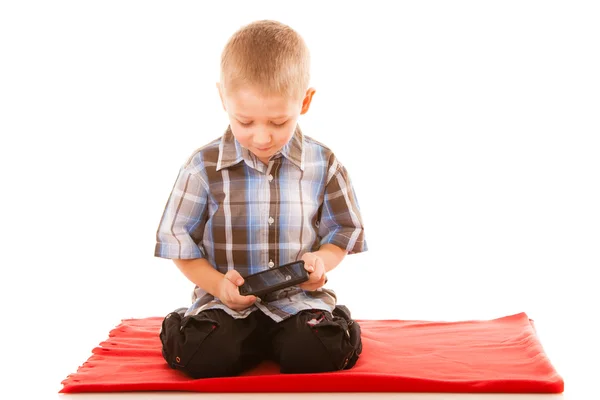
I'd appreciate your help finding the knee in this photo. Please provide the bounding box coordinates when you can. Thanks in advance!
[183,335,242,379]
[160,312,240,379]
[278,314,349,374]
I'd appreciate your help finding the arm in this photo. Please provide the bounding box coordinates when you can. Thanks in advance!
[300,160,366,291]
[154,165,256,311]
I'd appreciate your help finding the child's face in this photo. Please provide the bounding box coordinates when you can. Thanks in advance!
[217,84,315,165]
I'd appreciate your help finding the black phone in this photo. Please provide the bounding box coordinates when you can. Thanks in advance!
[238,260,309,297]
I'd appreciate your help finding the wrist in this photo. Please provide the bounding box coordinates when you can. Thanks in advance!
[313,244,347,273]
[212,276,226,300]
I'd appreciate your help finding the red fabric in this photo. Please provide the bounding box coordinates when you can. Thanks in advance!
[60,312,563,393]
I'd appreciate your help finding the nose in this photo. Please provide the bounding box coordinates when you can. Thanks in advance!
[253,130,272,146]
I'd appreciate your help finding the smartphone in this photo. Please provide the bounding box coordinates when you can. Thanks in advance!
[238,260,309,297]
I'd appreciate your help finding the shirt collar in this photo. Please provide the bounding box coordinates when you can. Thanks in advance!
[216,125,305,172]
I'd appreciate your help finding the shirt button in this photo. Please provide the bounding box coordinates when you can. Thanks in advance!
[268,260,275,268]
[268,216,274,224]
[268,174,273,182]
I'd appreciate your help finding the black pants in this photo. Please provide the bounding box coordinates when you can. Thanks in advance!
[159,305,362,378]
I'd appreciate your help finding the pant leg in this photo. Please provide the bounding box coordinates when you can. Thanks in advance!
[160,307,270,379]
[270,307,362,374]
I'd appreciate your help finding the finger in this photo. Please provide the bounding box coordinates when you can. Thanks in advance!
[300,282,320,291]
[316,257,325,272]
[307,272,321,285]
[234,292,257,304]
[314,258,325,280]
[307,267,323,283]
[230,285,256,302]
[312,274,326,286]
[244,295,257,304]
[303,260,315,273]
[224,269,244,286]
[300,274,326,291]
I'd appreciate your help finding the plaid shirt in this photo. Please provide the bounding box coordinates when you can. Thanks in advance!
[155,125,367,322]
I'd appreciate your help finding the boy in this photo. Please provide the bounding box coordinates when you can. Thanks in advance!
[155,20,367,378]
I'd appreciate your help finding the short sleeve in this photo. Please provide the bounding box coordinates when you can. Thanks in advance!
[154,165,209,259]
[318,162,367,254]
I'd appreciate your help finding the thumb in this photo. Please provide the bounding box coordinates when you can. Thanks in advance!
[314,258,325,279]
[242,293,257,303]
[303,259,315,273]
[224,269,244,287]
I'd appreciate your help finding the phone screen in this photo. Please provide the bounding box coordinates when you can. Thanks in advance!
[241,261,307,295]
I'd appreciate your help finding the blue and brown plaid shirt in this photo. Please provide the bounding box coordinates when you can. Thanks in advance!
[155,125,367,322]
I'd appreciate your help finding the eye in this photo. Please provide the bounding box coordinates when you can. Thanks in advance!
[238,120,287,127]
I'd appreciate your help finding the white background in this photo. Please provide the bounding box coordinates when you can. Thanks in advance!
[1,1,598,399]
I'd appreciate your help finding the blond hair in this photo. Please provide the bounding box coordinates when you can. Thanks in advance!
[219,20,310,100]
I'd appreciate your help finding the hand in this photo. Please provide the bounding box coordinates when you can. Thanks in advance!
[216,270,257,311]
[299,252,327,291]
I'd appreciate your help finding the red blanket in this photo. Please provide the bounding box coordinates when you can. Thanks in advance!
[60,312,563,393]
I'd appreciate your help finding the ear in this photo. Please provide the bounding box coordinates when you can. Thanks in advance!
[216,82,227,111]
[300,87,316,115]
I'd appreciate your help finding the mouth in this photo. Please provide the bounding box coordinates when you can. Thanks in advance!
[255,146,272,152]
